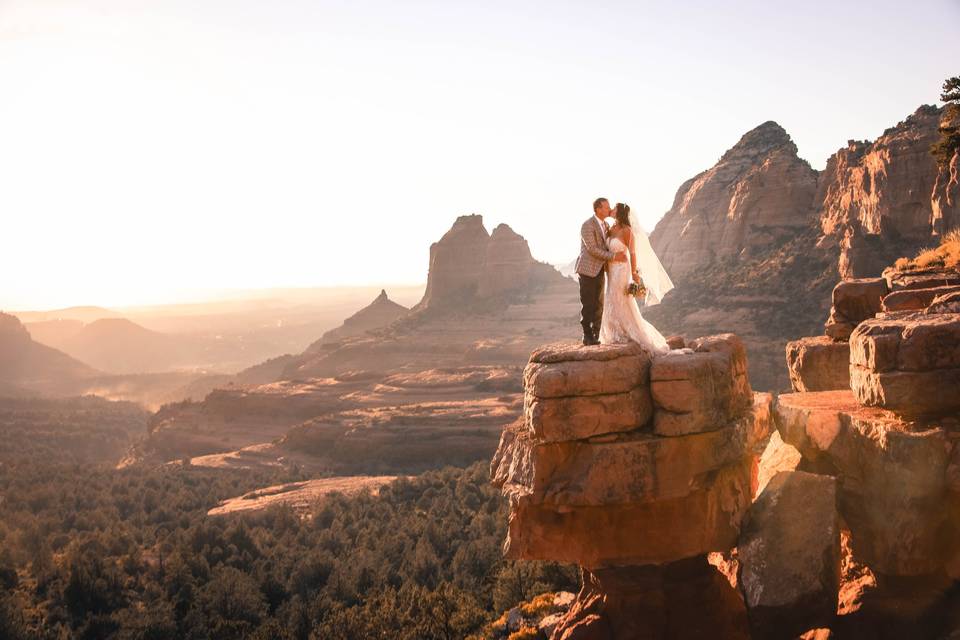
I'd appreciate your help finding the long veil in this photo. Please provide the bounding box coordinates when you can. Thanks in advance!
[628,211,674,306]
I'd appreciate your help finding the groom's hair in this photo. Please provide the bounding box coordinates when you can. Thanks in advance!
[592,197,608,213]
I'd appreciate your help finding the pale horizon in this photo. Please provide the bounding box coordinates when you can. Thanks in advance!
[2,0,958,310]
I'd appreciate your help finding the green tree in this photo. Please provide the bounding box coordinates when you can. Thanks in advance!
[0,595,29,640]
[932,75,960,166]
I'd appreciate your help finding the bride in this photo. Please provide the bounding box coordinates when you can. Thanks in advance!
[598,202,673,352]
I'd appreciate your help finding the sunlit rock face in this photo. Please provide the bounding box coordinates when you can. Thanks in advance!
[738,470,841,639]
[932,107,960,230]
[650,121,819,279]
[767,260,960,633]
[785,336,850,392]
[774,390,958,578]
[491,335,770,638]
[849,312,960,416]
[642,106,956,394]
[818,105,959,278]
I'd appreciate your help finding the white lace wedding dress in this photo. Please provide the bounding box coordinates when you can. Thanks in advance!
[598,236,670,353]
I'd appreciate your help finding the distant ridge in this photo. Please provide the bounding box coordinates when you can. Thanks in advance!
[0,312,101,394]
[13,305,122,324]
[53,318,182,374]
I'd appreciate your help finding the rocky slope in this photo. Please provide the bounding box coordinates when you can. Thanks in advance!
[45,317,185,374]
[819,105,960,278]
[133,216,578,471]
[492,309,960,637]
[0,312,229,409]
[312,289,409,345]
[647,104,959,392]
[0,312,101,394]
[770,264,960,636]
[650,121,819,278]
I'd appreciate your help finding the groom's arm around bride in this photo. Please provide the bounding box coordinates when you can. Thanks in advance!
[575,198,626,346]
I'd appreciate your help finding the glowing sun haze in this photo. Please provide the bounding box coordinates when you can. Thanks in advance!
[1,0,957,310]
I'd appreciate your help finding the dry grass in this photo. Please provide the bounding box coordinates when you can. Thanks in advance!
[507,627,541,640]
[894,228,960,272]
[519,593,561,618]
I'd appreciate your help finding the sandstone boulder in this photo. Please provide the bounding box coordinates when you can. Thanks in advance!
[522,342,654,441]
[497,412,768,509]
[785,336,850,392]
[666,335,685,349]
[524,343,651,398]
[501,461,754,568]
[824,316,856,341]
[824,278,888,339]
[494,392,772,568]
[650,334,752,436]
[884,269,960,293]
[849,313,960,415]
[774,390,957,576]
[756,430,801,495]
[926,290,960,314]
[525,386,652,443]
[881,284,960,312]
[738,471,841,639]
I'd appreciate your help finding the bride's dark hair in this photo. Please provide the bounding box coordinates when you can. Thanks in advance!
[614,202,631,227]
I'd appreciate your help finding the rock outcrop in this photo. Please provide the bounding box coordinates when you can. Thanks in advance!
[645,105,957,392]
[849,312,960,415]
[785,336,850,392]
[416,215,564,310]
[823,277,889,341]
[766,261,960,634]
[737,470,841,638]
[932,106,960,231]
[650,121,819,279]
[819,106,960,278]
[775,390,957,578]
[491,335,771,638]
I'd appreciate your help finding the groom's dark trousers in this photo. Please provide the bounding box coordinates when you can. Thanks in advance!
[579,272,604,341]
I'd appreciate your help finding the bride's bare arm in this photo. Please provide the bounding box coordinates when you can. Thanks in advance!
[627,230,640,283]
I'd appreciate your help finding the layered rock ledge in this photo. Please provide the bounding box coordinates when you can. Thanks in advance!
[774,390,959,578]
[491,335,772,638]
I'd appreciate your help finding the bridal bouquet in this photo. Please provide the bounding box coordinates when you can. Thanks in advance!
[627,280,647,298]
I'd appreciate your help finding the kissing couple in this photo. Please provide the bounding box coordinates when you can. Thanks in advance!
[575,197,674,351]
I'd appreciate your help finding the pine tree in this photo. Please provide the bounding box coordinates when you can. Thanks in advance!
[932,75,960,166]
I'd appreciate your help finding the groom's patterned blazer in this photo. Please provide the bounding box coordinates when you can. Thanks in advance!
[575,216,614,278]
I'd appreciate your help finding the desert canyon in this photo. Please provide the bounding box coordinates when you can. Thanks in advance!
[2,97,959,639]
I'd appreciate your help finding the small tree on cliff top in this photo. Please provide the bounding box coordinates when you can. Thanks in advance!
[932,75,960,166]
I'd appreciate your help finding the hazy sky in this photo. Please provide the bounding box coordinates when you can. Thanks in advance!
[2,0,958,310]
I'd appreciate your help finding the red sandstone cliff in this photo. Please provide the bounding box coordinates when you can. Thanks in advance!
[415,215,565,311]
[650,121,819,278]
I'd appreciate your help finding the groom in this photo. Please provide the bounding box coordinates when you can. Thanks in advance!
[576,197,627,345]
